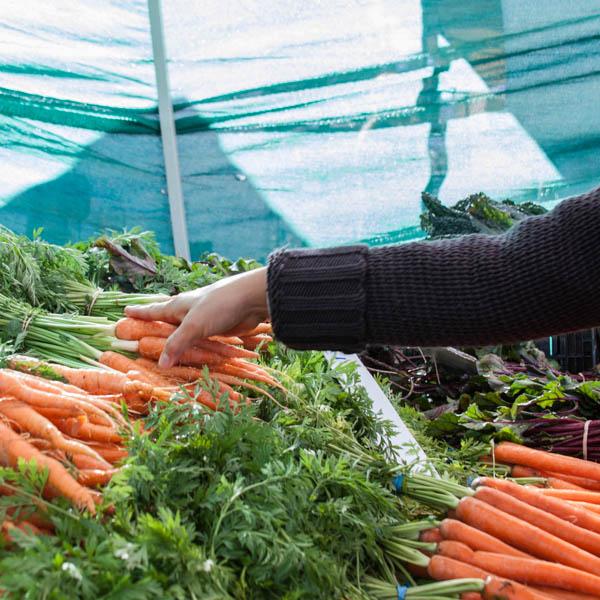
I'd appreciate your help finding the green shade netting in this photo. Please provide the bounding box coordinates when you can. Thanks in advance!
[1,0,599,260]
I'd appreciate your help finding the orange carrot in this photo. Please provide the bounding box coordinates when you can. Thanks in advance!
[471,551,600,597]
[439,519,530,558]
[494,442,600,481]
[229,323,272,337]
[477,477,600,535]
[461,594,483,600]
[537,489,600,503]
[217,362,278,387]
[569,501,600,515]
[134,358,200,382]
[29,363,126,396]
[483,576,551,600]
[125,369,174,388]
[419,527,442,543]
[209,372,274,400]
[187,339,259,361]
[474,485,600,557]
[85,443,128,464]
[115,317,176,340]
[52,417,123,444]
[512,465,600,491]
[427,554,489,582]
[455,496,600,576]
[438,540,475,563]
[0,398,109,465]
[0,371,115,429]
[533,586,600,600]
[0,423,96,512]
[71,454,113,471]
[77,468,119,488]
[240,334,272,351]
[98,351,142,374]
[137,337,225,367]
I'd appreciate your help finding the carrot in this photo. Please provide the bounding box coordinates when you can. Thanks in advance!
[77,468,119,488]
[134,358,200,382]
[126,368,174,388]
[455,496,600,576]
[0,371,115,429]
[438,540,475,563]
[137,337,225,367]
[420,527,442,543]
[85,443,128,464]
[99,351,143,374]
[545,473,600,492]
[494,442,600,481]
[240,334,272,351]
[115,318,176,340]
[216,362,278,387]
[538,489,600,503]
[439,519,529,558]
[71,454,113,471]
[185,339,259,361]
[471,552,600,597]
[30,363,126,396]
[3,370,90,399]
[569,501,600,515]
[483,576,551,600]
[476,477,600,535]
[52,417,123,444]
[512,465,600,491]
[474,485,600,557]
[461,594,483,600]
[209,372,275,400]
[5,507,53,531]
[0,398,110,465]
[0,423,96,512]
[533,586,600,600]
[427,554,489,582]
[229,323,272,337]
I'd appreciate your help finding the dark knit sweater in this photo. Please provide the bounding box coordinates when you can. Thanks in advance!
[267,186,600,352]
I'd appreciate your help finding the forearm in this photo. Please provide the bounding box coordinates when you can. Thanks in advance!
[268,187,600,350]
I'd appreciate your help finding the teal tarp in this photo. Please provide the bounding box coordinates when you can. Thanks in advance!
[1,1,599,259]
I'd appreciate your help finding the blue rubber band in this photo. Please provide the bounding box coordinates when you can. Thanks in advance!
[396,584,409,599]
[393,474,405,493]
[466,475,476,487]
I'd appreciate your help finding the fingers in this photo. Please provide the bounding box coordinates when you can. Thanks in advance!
[125,300,181,325]
[158,309,206,368]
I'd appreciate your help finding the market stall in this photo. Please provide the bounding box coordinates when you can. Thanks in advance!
[1,1,600,598]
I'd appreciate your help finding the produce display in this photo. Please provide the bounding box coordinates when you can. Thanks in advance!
[0,226,598,598]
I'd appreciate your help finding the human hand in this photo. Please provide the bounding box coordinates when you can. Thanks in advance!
[124,267,269,368]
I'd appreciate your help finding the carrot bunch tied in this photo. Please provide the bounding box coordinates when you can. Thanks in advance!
[389,443,600,599]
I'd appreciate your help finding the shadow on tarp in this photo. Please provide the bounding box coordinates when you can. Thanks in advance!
[0,113,301,262]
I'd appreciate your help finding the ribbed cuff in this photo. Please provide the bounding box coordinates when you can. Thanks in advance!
[267,245,368,352]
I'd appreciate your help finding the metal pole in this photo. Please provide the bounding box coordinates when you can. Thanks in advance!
[148,0,191,260]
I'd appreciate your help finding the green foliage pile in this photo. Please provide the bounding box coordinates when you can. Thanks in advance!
[0,349,421,599]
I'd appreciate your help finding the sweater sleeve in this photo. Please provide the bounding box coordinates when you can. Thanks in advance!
[267,186,600,350]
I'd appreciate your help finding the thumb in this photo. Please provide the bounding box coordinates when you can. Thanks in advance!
[158,312,203,368]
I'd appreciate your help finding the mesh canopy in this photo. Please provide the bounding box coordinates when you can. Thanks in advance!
[1,0,599,259]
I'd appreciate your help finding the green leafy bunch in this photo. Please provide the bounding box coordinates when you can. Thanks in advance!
[0,350,410,599]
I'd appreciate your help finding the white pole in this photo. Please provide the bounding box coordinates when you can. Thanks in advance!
[148,0,191,260]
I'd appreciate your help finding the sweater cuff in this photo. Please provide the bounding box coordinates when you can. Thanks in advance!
[267,245,368,352]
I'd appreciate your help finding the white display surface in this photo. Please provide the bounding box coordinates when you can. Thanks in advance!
[327,352,437,476]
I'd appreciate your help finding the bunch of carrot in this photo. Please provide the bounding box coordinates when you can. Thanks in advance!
[0,319,278,530]
[99,317,279,407]
[413,442,600,599]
